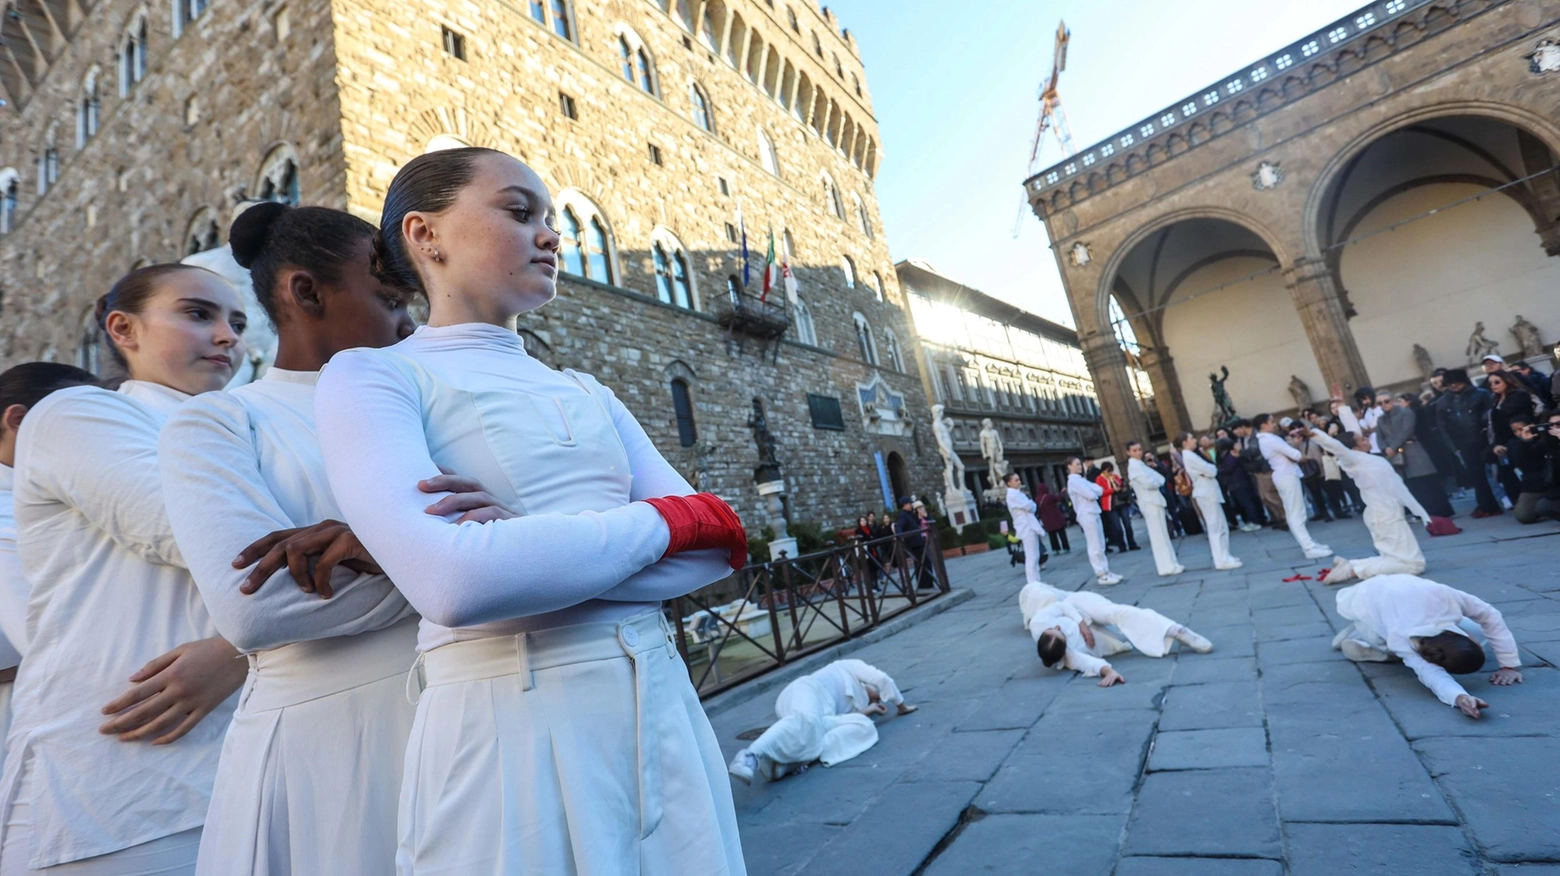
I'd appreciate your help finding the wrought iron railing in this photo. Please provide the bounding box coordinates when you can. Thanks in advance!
[714,285,793,340]
[672,528,950,698]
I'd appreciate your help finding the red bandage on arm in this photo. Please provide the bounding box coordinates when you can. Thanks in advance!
[643,493,749,570]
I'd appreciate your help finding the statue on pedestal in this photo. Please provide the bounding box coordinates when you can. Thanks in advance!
[979,418,1009,492]
[1287,374,1312,413]
[1209,366,1237,428]
[931,404,966,496]
[1412,344,1435,381]
[1510,315,1544,359]
[748,398,782,484]
[1466,322,1500,361]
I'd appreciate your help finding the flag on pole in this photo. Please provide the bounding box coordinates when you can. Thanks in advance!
[761,226,780,302]
[736,204,750,288]
[782,253,798,304]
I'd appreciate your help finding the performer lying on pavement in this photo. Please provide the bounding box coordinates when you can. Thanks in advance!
[1021,582,1213,687]
[727,659,915,785]
[1332,574,1522,719]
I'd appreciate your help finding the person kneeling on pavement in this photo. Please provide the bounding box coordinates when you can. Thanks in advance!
[728,659,916,784]
[1333,574,1522,719]
[1022,582,1213,687]
[1505,411,1560,524]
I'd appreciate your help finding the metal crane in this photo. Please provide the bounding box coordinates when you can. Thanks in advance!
[1013,21,1076,238]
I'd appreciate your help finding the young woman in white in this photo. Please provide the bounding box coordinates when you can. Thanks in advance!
[1066,456,1122,585]
[0,365,100,792]
[1177,432,1243,571]
[158,204,505,875]
[1,267,251,875]
[1004,472,1045,583]
[311,148,749,874]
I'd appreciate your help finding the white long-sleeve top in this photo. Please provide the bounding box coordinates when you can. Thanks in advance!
[0,466,24,668]
[314,323,732,651]
[1180,449,1223,503]
[1006,487,1042,537]
[1336,574,1519,707]
[1126,457,1167,509]
[1307,431,1430,523]
[1028,601,1111,677]
[3,381,235,868]
[1361,406,1382,453]
[1067,473,1103,518]
[1256,431,1302,480]
[159,369,416,653]
[807,659,903,714]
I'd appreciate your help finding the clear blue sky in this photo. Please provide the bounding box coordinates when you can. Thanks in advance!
[825,0,1368,327]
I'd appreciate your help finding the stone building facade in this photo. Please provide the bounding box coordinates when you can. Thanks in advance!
[1026,0,1560,454]
[0,0,939,531]
[896,259,1106,504]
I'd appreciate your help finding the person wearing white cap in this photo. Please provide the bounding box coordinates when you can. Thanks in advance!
[1333,574,1520,719]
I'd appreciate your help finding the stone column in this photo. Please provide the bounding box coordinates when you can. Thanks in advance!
[1136,346,1192,438]
[1080,331,1148,457]
[1517,131,1560,256]
[1286,257,1370,400]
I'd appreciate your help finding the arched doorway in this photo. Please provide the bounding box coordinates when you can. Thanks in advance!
[1314,114,1560,386]
[886,451,909,505]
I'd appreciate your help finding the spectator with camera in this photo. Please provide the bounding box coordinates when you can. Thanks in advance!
[1506,411,1560,524]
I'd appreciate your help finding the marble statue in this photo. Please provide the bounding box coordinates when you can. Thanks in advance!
[1412,344,1435,380]
[1209,366,1237,428]
[1511,315,1543,359]
[1466,322,1500,361]
[979,417,1010,491]
[1287,374,1312,413]
[931,404,966,496]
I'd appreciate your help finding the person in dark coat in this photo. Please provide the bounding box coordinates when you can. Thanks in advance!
[894,496,934,590]
[1380,393,1453,518]
[1036,483,1070,553]
[1216,437,1265,531]
[1487,370,1533,509]
[1435,369,1501,517]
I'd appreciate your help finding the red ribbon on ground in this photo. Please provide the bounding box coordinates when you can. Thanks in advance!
[1282,573,1313,582]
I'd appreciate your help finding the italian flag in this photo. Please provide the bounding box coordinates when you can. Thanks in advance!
[761,227,780,302]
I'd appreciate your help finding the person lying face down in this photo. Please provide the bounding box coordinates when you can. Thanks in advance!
[1023,582,1212,689]
[1333,574,1522,719]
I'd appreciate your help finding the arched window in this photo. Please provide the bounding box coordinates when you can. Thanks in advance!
[550,0,574,40]
[652,231,694,310]
[673,0,693,30]
[852,72,862,97]
[724,13,745,67]
[77,69,100,148]
[121,14,148,96]
[840,255,856,289]
[833,53,844,80]
[670,377,698,446]
[787,7,798,31]
[822,174,844,219]
[757,128,779,176]
[852,312,877,366]
[699,2,720,50]
[185,208,219,254]
[617,31,657,95]
[37,125,59,195]
[255,144,300,206]
[174,0,209,35]
[529,0,545,23]
[793,295,817,345]
[883,328,903,372]
[853,194,873,239]
[872,271,885,302]
[0,169,19,234]
[811,31,822,57]
[690,83,714,133]
[76,307,103,376]
[782,229,795,262]
[555,192,615,284]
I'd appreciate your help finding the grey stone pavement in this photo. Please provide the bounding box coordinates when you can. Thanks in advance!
[711,503,1560,875]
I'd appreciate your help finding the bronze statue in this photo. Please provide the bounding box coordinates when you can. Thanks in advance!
[748,398,783,483]
[1209,366,1237,427]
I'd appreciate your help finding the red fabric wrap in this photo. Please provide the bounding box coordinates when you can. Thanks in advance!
[644,493,749,570]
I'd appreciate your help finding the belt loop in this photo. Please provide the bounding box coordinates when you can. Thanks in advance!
[404,653,427,705]
[518,633,535,692]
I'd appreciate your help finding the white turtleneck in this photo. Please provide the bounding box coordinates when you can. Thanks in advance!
[0,463,22,668]
[159,368,416,653]
[314,323,732,651]
[4,380,235,868]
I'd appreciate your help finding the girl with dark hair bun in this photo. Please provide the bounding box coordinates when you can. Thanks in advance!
[159,202,475,874]
[0,266,249,873]
[313,147,748,873]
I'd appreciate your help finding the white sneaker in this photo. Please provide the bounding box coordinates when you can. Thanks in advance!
[1098,573,1123,586]
[1162,565,1187,577]
[728,749,758,785]
[1322,557,1356,585]
[1174,627,1214,653]
[1303,545,1332,559]
[1215,559,1244,571]
[1239,523,1262,533]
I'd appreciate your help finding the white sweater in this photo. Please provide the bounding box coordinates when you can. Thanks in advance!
[1257,431,1302,481]
[1180,449,1223,503]
[805,659,904,714]
[159,369,416,653]
[1006,487,1042,537]
[0,466,24,668]
[1067,473,1103,518]
[314,322,732,651]
[3,381,235,868]
[1127,457,1166,509]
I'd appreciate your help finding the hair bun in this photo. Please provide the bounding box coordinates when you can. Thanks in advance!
[228,201,290,269]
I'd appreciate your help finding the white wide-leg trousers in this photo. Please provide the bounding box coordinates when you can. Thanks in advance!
[1275,474,1328,555]
[1140,504,1181,576]
[1079,514,1110,577]
[1193,495,1239,568]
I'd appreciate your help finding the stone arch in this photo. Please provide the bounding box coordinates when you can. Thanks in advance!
[664,358,697,384]
[405,106,503,152]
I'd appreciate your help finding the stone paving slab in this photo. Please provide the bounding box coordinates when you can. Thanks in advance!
[1285,823,1480,876]
[713,512,1560,874]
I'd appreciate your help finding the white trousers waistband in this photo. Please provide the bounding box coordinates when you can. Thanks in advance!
[241,618,419,713]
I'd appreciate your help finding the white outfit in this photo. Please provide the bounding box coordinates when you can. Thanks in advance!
[1,382,235,871]
[1309,431,1429,579]
[0,467,22,794]
[1067,473,1112,580]
[1181,450,1241,569]
[1334,575,1519,707]
[746,660,902,769]
[1006,486,1043,584]
[312,324,743,876]
[1361,406,1382,454]
[1257,431,1331,557]
[1127,458,1182,576]
[159,368,420,876]
[1021,582,1183,678]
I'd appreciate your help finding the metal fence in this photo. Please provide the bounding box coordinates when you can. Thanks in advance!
[671,528,951,698]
